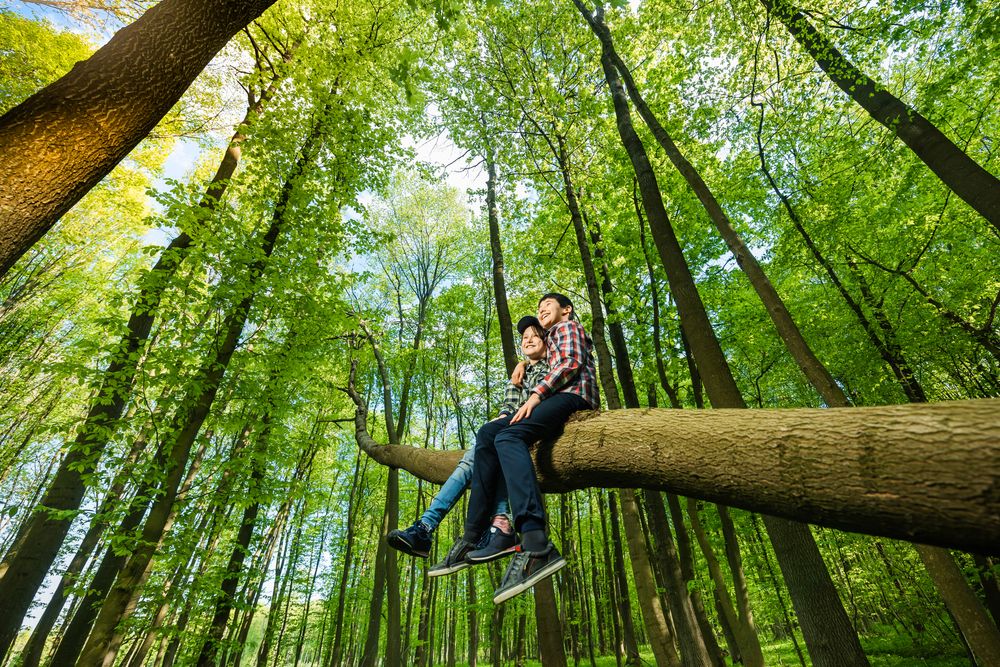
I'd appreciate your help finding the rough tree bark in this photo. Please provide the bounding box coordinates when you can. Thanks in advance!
[0,0,278,276]
[345,397,1000,554]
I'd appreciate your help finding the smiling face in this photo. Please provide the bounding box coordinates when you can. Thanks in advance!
[537,297,572,330]
[521,326,546,361]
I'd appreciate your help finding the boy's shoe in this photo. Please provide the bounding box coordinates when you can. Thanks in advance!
[387,521,432,559]
[493,542,566,604]
[466,526,518,563]
[428,538,476,577]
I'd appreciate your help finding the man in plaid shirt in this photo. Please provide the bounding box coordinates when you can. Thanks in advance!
[437,293,599,604]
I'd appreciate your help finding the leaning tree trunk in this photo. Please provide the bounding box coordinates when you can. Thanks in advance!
[584,196,710,667]
[758,128,1000,658]
[75,86,331,664]
[348,397,999,554]
[760,0,1000,233]
[0,0,278,276]
[0,83,283,658]
[579,6,845,408]
[577,3,869,663]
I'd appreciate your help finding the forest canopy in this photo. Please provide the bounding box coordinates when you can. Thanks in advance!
[0,0,998,665]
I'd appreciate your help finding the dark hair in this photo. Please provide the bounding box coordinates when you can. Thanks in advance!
[538,292,576,320]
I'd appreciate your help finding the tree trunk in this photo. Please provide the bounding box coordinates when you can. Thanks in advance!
[718,507,765,662]
[0,0,278,276]
[0,84,282,657]
[75,86,333,664]
[608,491,641,665]
[580,6,845,408]
[15,436,145,667]
[485,150,518,375]
[687,499,764,666]
[760,0,1000,232]
[534,578,569,667]
[619,490,682,667]
[47,435,169,667]
[360,500,391,667]
[329,452,365,666]
[556,135,620,408]
[762,515,867,664]
[578,5,869,663]
[641,490,714,667]
[665,494,727,667]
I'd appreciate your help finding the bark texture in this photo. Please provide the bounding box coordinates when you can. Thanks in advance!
[349,398,1000,553]
[0,0,276,276]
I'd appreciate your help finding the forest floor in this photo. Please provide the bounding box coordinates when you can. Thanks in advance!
[510,637,972,666]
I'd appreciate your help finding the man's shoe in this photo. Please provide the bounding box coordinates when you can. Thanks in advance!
[493,542,566,604]
[466,526,518,563]
[428,538,476,577]
[387,521,432,559]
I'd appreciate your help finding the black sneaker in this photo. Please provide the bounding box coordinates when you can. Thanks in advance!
[387,521,432,559]
[428,538,477,577]
[492,542,566,604]
[466,526,518,563]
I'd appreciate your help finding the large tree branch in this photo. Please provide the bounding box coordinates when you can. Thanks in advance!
[343,384,999,554]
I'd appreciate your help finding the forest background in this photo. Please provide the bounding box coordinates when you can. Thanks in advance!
[0,0,998,665]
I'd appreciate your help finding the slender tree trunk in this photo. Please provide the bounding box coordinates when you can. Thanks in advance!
[48,435,169,667]
[620,491,681,667]
[596,490,623,665]
[580,7,845,407]
[76,90,332,665]
[641,490,715,667]
[329,452,364,667]
[750,515,806,665]
[0,0,279,276]
[555,135,620,408]
[665,494,726,667]
[686,499,764,667]
[609,491,641,665]
[485,149,518,375]
[16,437,145,667]
[760,0,1000,231]
[718,507,766,666]
[0,83,284,657]
[574,6,870,664]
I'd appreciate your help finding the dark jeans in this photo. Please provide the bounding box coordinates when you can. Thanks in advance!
[464,392,590,538]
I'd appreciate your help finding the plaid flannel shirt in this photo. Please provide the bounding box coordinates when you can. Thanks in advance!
[532,320,599,408]
[497,359,551,417]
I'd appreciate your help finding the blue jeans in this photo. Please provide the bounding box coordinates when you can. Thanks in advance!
[464,393,589,538]
[420,446,509,531]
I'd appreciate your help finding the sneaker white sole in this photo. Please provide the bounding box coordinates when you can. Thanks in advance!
[427,561,470,577]
[492,557,567,604]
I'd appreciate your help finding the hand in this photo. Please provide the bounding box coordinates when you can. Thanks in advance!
[491,414,507,422]
[510,361,526,387]
[510,393,541,424]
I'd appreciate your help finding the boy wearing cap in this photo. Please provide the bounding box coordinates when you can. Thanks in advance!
[438,293,599,604]
[387,316,551,575]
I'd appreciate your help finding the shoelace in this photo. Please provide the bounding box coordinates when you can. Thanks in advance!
[446,540,472,564]
[500,551,531,587]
